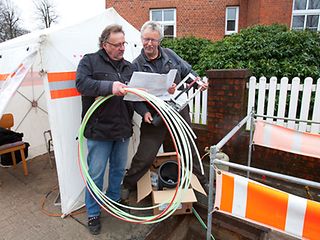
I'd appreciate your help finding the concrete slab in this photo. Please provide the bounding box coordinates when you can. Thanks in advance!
[0,154,153,240]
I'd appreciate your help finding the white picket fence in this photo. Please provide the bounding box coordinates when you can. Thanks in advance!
[247,76,320,134]
[188,77,208,124]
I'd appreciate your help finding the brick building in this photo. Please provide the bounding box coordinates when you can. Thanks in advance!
[106,0,320,42]
[105,0,320,182]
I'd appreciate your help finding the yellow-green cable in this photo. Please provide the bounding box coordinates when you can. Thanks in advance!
[192,207,215,240]
[77,88,202,224]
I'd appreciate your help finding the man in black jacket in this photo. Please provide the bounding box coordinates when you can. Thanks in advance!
[123,21,208,192]
[76,24,133,235]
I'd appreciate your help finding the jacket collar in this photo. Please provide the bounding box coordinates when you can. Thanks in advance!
[141,47,170,64]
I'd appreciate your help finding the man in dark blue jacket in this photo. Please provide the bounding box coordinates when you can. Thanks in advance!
[76,24,133,235]
[123,21,208,192]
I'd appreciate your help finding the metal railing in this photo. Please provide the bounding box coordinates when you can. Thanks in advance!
[206,111,320,240]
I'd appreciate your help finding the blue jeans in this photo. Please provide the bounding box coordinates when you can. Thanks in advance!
[85,138,129,218]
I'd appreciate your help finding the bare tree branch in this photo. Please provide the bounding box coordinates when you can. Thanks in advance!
[33,0,59,29]
[0,0,29,43]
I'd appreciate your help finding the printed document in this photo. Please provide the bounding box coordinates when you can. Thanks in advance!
[124,69,177,101]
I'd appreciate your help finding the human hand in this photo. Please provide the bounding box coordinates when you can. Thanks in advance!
[167,83,176,94]
[112,81,127,96]
[200,82,209,91]
[197,77,209,91]
[144,112,153,124]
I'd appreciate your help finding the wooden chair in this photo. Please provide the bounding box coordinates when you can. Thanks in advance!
[0,113,28,176]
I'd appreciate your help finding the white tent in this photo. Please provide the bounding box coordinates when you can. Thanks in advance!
[0,8,142,215]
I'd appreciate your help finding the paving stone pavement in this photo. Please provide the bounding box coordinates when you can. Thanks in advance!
[0,154,153,240]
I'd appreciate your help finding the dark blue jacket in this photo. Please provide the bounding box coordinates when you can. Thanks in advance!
[76,49,134,140]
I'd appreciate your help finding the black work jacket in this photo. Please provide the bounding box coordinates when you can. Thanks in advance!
[132,47,198,116]
[76,49,134,140]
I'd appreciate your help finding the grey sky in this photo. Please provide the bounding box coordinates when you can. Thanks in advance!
[11,0,105,31]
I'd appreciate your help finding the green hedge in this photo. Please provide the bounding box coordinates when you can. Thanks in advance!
[161,36,212,75]
[161,24,320,80]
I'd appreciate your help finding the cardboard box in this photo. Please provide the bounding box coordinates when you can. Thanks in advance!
[137,152,207,216]
[151,152,180,170]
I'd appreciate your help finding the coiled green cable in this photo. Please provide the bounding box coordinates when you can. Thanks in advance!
[77,88,203,224]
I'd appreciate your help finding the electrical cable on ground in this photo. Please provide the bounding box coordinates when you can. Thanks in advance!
[40,185,62,217]
[40,184,86,218]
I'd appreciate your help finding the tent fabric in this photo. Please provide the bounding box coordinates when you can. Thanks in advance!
[0,36,49,158]
[0,50,39,115]
[0,8,142,215]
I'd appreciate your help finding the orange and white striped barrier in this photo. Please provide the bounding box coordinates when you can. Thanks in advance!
[214,170,320,240]
[253,120,320,159]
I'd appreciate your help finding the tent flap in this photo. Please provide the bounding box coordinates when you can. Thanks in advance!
[0,49,38,116]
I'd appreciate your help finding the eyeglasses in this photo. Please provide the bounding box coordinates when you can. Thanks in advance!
[142,38,161,43]
[105,41,128,48]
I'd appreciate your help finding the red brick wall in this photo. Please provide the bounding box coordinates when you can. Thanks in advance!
[244,0,292,27]
[259,0,292,26]
[246,0,261,26]
[106,0,292,42]
[107,0,240,41]
[238,0,249,28]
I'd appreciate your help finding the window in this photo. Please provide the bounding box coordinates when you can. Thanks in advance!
[292,0,320,31]
[225,6,239,35]
[150,9,176,38]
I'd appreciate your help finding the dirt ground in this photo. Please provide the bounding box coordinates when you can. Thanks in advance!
[0,154,154,240]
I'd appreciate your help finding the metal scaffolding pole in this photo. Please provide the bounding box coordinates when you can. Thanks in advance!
[214,159,320,189]
[206,114,250,240]
[206,145,217,240]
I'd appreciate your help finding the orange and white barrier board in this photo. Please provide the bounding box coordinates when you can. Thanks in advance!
[253,120,320,159]
[214,170,320,240]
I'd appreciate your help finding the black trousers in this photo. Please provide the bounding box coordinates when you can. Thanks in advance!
[123,107,207,190]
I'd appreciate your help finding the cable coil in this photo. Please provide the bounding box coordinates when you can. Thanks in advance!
[77,88,203,224]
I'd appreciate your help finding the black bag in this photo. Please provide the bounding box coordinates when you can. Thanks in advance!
[0,127,23,145]
[0,126,28,166]
[0,142,30,166]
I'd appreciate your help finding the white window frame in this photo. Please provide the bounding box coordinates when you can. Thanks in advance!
[149,8,176,38]
[225,6,239,35]
[291,0,320,31]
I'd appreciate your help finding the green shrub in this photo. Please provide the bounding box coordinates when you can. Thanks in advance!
[161,25,320,80]
[161,26,319,117]
[197,24,320,79]
[161,36,212,74]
